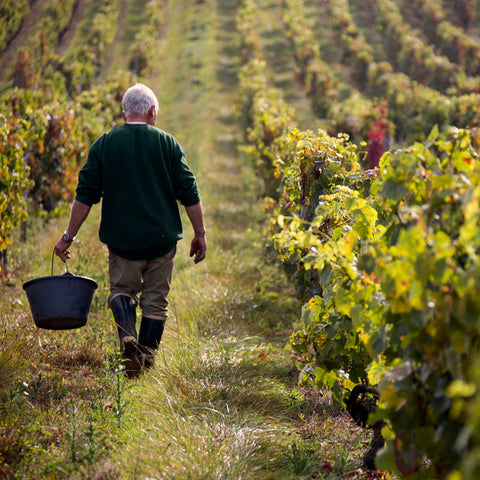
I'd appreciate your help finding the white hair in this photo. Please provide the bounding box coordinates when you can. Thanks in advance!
[122,83,159,117]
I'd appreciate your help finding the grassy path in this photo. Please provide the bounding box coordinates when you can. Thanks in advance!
[108,0,309,476]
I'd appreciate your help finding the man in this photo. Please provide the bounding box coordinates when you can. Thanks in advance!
[55,83,207,378]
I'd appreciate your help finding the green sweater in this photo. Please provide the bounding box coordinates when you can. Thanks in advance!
[76,123,201,260]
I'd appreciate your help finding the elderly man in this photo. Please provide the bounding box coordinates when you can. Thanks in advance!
[55,83,207,378]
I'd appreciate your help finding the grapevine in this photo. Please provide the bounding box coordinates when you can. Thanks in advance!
[238,1,480,476]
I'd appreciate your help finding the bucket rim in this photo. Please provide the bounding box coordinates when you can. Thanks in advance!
[23,274,98,290]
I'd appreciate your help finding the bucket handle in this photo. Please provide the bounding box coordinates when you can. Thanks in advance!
[51,249,71,276]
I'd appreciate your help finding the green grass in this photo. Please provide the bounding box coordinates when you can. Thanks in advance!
[116,330,302,478]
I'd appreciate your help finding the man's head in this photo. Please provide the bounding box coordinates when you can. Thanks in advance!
[122,83,159,125]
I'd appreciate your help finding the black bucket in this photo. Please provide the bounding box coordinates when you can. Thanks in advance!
[23,253,98,330]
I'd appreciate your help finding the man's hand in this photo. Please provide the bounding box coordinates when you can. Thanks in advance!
[190,235,207,264]
[53,201,91,262]
[54,236,73,262]
[185,202,206,264]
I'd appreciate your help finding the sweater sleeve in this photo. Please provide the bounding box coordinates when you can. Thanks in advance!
[75,139,103,206]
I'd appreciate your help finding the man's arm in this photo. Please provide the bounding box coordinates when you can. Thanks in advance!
[54,199,91,261]
[185,201,207,264]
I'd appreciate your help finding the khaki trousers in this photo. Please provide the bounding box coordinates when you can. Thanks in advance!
[107,246,176,321]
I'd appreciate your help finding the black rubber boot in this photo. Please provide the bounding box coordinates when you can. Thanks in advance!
[110,295,141,378]
[138,317,166,370]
